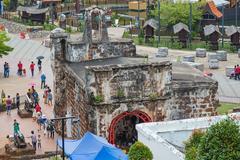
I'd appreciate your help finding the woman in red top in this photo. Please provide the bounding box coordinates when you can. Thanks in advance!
[35,103,41,113]
[17,61,23,76]
[30,61,35,77]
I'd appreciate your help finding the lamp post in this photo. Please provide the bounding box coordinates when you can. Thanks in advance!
[51,116,76,160]
[138,0,140,37]
[221,5,225,48]
[189,2,192,47]
[157,0,160,47]
[236,0,238,26]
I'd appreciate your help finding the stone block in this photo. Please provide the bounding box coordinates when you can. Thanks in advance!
[156,47,168,57]
[196,48,206,57]
[216,50,227,61]
[182,62,204,72]
[225,66,234,77]
[182,55,195,62]
[18,109,32,118]
[208,59,219,69]
[208,53,218,61]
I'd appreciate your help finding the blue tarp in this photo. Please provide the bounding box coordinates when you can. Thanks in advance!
[57,132,128,160]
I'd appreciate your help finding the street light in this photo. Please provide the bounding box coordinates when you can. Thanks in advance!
[189,2,192,47]
[157,0,160,47]
[236,0,239,26]
[51,116,76,160]
[221,5,224,48]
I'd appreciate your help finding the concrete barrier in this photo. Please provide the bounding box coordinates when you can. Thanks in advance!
[208,53,218,62]
[182,62,204,72]
[196,48,206,57]
[156,47,168,57]
[182,55,195,62]
[209,59,219,69]
[216,50,227,61]
[225,66,234,77]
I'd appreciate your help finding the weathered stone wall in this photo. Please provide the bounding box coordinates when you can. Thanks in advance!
[65,39,136,62]
[85,62,172,103]
[167,81,219,120]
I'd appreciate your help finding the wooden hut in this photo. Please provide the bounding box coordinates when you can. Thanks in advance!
[143,19,158,43]
[17,6,48,24]
[204,25,221,50]
[173,22,190,48]
[225,25,240,49]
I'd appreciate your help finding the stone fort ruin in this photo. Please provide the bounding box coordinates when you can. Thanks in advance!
[50,6,218,147]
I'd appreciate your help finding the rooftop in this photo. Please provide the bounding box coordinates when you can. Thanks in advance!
[67,57,214,84]
[136,112,240,160]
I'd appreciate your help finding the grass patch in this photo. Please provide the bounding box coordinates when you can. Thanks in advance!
[217,102,240,115]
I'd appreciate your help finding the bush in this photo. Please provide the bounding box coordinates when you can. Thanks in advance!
[94,95,104,104]
[116,89,125,98]
[197,118,240,160]
[185,129,205,160]
[128,141,153,160]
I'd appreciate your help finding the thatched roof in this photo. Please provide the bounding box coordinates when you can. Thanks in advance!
[204,25,221,36]
[17,6,48,14]
[225,25,240,36]
[143,19,158,30]
[173,22,190,34]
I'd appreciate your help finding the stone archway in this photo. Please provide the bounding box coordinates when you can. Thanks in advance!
[108,110,152,146]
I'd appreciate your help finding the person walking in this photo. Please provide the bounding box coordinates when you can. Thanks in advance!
[37,135,41,149]
[30,131,37,150]
[48,90,53,106]
[6,63,9,78]
[16,93,20,110]
[3,62,7,78]
[13,119,20,135]
[6,95,12,115]
[40,73,46,89]
[17,61,23,76]
[30,61,35,77]
[37,59,42,72]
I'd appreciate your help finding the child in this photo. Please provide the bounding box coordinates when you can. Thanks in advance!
[37,135,41,149]
[23,69,26,77]
[16,93,20,110]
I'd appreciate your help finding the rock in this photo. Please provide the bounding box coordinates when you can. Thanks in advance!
[182,55,195,62]
[225,66,234,77]
[196,48,206,57]
[216,50,227,61]
[156,47,168,57]
[209,59,219,69]
[18,109,33,118]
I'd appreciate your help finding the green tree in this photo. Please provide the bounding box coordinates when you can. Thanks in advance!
[152,1,205,32]
[128,141,153,160]
[197,119,240,160]
[3,0,10,10]
[0,32,13,57]
[185,129,205,160]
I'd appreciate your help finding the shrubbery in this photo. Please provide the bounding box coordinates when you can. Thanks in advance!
[128,141,153,160]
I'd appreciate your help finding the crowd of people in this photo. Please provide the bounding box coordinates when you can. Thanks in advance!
[2,59,42,78]
[230,64,240,80]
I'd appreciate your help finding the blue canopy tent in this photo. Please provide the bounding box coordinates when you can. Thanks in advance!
[57,132,128,160]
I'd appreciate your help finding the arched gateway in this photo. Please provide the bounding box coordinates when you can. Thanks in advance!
[108,110,152,146]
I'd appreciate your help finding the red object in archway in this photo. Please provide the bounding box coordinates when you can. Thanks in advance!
[108,110,152,145]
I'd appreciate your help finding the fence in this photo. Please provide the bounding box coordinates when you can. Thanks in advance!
[0,95,27,112]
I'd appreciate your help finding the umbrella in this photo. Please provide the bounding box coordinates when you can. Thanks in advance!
[28,82,37,86]
[36,56,44,60]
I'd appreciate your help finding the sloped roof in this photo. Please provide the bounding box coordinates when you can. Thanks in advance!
[225,25,240,36]
[207,1,223,18]
[17,6,48,14]
[143,19,158,30]
[173,22,190,34]
[204,24,221,36]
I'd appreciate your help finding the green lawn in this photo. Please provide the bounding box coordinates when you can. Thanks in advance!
[217,103,240,115]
